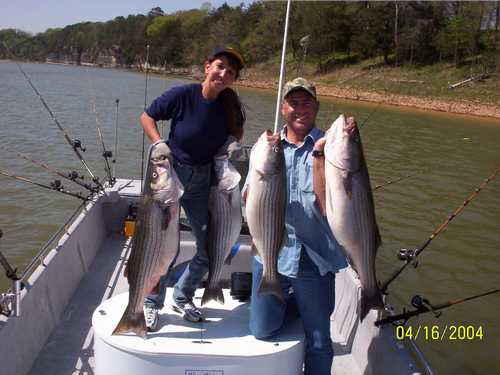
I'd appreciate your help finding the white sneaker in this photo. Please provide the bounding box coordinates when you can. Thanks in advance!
[143,305,159,332]
[171,299,203,323]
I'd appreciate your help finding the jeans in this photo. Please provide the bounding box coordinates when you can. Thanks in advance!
[249,251,335,375]
[145,160,211,308]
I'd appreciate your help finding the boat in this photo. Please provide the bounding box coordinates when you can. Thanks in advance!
[0,147,433,375]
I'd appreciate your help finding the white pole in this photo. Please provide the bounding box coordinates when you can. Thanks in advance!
[112,98,120,180]
[273,0,292,134]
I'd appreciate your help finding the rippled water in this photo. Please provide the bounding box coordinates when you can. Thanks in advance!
[1,62,499,374]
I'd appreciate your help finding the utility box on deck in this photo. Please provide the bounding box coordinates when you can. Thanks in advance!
[92,289,304,375]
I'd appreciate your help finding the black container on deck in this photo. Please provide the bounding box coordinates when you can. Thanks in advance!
[230,272,252,302]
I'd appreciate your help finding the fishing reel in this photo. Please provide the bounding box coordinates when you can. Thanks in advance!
[71,139,86,152]
[103,150,113,159]
[398,248,418,267]
[67,171,85,181]
[50,179,63,191]
[411,295,442,318]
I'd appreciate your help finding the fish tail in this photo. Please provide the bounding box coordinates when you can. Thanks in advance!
[258,276,284,301]
[112,308,147,338]
[359,289,384,322]
[201,286,225,306]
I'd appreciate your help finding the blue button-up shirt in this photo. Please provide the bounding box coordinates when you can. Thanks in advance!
[244,126,347,278]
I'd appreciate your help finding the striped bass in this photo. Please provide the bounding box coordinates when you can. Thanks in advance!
[112,154,183,337]
[321,114,384,321]
[201,156,242,306]
[245,130,286,300]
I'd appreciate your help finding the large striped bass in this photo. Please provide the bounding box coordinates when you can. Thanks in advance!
[246,130,286,300]
[112,154,183,337]
[201,156,242,306]
[321,114,384,321]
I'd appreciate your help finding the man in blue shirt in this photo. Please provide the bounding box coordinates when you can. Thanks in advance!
[243,77,347,375]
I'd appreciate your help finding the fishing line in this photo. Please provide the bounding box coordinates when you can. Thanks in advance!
[273,0,292,134]
[140,45,151,191]
[380,166,500,293]
[85,68,114,186]
[359,101,382,129]
[374,171,420,191]
[1,42,103,190]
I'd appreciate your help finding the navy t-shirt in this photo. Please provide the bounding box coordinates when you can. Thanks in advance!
[145,83,228,165]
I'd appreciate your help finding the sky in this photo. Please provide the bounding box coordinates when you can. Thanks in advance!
[0,0,254,34]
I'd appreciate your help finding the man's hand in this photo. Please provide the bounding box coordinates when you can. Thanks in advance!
[216,136,243,159]
[151,140,172,162]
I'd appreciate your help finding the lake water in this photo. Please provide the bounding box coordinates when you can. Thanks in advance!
[0,62,499,375]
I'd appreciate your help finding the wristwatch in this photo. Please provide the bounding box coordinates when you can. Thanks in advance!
[312,149,325,158]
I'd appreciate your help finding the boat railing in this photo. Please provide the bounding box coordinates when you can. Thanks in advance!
[22,199,92,284]
[0,198,91,302]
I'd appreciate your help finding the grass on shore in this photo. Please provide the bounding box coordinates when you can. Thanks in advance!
[244,55,500,106]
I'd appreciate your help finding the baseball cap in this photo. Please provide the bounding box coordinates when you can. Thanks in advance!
[209,47,244,70]
[283,77,317,99]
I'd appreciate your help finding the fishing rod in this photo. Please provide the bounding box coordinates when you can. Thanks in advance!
[375,289,500,326]
[16,152,97,192]
[273,0,292,134]
[0,229,21,282]
[86,69,114,186]
[0,229,23,317]
[140,44,151,191]
[0,168,88,201]
[160,59,168,138]
[112,98,120,181]
[380,166,500,293]
[1,42,103,191]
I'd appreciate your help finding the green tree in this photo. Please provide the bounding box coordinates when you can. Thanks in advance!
[146,15,183,66]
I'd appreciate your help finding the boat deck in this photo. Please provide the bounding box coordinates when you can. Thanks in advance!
[28,233,130,374]
[26,232,364,375]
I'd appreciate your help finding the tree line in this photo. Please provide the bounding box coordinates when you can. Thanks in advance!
[1,1,498,73]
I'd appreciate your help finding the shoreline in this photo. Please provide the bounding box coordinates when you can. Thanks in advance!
[4,59,499,120]
[235,78,500,120]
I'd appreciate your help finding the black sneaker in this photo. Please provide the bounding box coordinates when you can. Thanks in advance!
[170,299,204,322]
[143,305,159,332]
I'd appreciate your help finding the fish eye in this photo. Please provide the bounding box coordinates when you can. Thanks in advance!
[152,172,158,179]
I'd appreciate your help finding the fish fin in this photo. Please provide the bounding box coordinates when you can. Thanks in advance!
[313,159,327,216]
[280,233,288,251]
[343,173,353,199]
[162,206,172,230]
[201,286,225,306]
[359,289,384,322]
[250,244,258,257]
[224,251,235,265]
[123,261,129,280]
[112,308,148,338]
[374,224,382,250]
[258,277,284,301]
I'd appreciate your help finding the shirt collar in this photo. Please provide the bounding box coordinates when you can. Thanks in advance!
[280,125,324,146]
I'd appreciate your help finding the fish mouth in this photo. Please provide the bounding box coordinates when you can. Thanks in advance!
[264,130,280,144]
[150,163,169,192]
